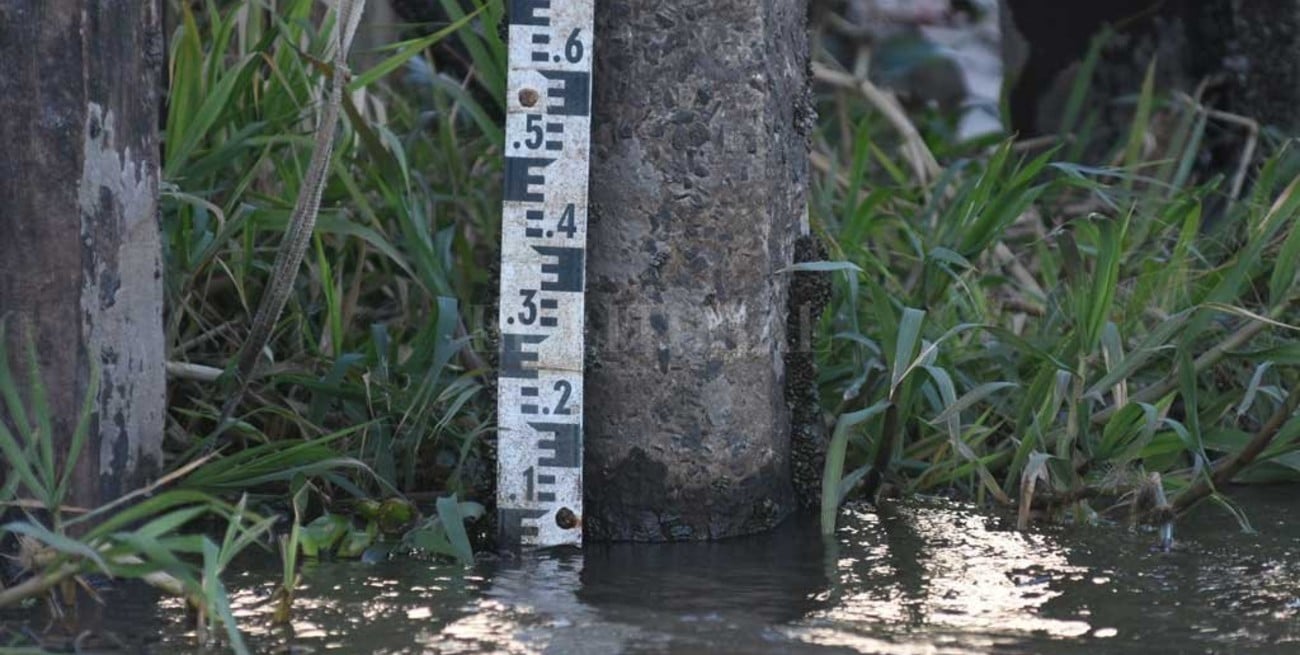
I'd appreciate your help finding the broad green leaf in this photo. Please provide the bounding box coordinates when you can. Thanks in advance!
[821,400,891,535]
[436,494,475,565]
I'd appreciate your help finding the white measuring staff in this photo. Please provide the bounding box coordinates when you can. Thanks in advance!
[497,0,593,549]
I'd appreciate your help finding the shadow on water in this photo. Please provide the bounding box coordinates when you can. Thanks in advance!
[427,513,834,654]
[580,512,829,620]
[5,490,1300,653]
[571,512,834,652]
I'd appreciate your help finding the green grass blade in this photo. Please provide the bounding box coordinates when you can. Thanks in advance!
[347,10,483,91]
[56,362,99,508]
[436,494,475,565]
[890,308,925,392]
[821,400,891,535]
[23,331,56,498]
[2,520,111,573]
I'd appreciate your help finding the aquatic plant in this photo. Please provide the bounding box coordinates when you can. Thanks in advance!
[811,37,1300,536]
[0,324,273,653]
[161,0,499,499]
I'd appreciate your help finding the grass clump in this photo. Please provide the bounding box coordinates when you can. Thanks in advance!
[811,44,1300,536]
[162,0,501,493]
[0,324,273,653]
[157,0,507,527]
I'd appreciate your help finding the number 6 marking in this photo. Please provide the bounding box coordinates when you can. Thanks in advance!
[565,29,584,63]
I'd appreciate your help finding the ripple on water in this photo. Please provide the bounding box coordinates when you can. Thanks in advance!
[19,489,1300,654]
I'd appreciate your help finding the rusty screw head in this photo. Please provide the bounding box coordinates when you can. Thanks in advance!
[519,88,540,107]
[555,507,580,530]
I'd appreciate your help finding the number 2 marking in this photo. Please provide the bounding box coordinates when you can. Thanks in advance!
[553,380,572,415]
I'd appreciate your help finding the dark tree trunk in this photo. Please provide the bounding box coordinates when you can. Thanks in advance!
[0,1,165,510]
[584,1,814,541]
[1002,0,1300,136]
[1227,0,1300,133]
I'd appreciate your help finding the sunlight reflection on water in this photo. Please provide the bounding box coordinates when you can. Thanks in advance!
[789,502,1094,653]
[120,490,1300,653]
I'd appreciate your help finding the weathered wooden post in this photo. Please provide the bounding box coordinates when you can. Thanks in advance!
[583,1,813,540]
[0,0,166,508]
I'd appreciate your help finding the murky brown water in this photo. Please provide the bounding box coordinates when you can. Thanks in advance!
[6,488,1300,653]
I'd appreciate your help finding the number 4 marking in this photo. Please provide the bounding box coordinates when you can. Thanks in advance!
[556,204,577,238]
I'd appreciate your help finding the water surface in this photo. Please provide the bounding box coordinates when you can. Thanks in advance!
[8,489,1300,653]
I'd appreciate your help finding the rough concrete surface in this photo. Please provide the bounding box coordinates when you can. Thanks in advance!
[584,0,812,541]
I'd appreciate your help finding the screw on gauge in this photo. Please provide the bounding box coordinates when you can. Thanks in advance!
[555,507,580,530]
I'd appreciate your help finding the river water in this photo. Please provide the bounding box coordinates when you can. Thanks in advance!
[8,489,1300,653]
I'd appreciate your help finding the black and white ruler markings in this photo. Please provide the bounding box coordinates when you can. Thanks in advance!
[497,0,592,549]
